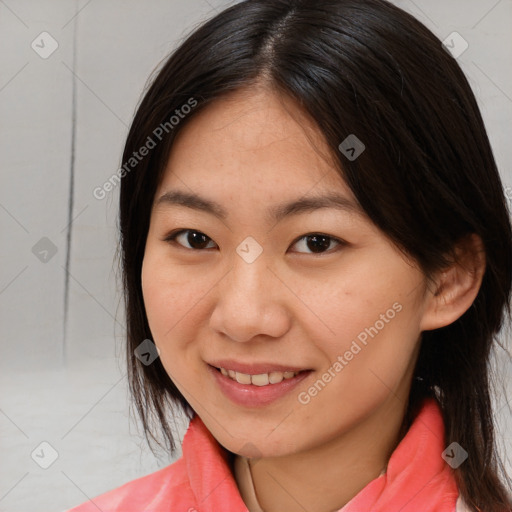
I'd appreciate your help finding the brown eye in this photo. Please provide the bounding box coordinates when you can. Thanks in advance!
[164,230,345,255]
[291,234,343,254]
[165,229,216,250]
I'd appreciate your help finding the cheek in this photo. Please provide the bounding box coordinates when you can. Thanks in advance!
[142,244,199,313]
[302,254,424,373]
[296,263,404,342]
[141,247,246,392]
[141,252,203,352]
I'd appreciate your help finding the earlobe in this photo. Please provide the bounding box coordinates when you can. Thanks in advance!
[419,233,486,331]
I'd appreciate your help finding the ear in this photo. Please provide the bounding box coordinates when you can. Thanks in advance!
[419,233,486,331]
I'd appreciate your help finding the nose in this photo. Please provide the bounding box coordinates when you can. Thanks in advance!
[209,253,291,343]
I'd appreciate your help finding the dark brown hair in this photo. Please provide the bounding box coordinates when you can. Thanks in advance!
[116,0,512,510]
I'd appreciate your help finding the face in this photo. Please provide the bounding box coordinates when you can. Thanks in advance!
[141,84,432,458]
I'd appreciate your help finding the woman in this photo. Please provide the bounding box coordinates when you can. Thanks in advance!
[67,0,512,510]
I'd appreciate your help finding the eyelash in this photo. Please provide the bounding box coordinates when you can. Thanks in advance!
[163,229,346,255]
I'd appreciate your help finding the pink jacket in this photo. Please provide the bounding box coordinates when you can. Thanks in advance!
[66,397,472,512]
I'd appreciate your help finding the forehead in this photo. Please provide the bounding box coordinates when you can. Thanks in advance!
[158,85,354,200]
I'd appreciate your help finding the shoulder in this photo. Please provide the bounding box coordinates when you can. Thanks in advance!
[64,455,194,512]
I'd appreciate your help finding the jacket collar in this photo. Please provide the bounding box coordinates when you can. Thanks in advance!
[183,396,460,512]
[183,415,248,511]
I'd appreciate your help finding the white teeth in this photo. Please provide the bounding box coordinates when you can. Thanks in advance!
[251,373,269,386]
[235,372,251,385]
[268,371,284,384]
[219,367,300,385]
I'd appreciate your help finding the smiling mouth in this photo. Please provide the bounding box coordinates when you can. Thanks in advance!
[212,365,310,386]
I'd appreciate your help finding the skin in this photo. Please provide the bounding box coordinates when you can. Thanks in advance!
[141,83,485,512]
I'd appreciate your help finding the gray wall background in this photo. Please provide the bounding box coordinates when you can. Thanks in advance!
[0,0,511,511]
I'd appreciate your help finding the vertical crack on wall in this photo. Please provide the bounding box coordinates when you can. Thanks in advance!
[63,0,79,364]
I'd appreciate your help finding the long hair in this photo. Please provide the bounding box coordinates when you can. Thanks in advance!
[116,1,512,510]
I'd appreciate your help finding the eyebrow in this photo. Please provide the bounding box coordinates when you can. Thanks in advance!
[155,189,364,224]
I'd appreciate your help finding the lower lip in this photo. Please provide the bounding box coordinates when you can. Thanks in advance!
[207,364,313,408]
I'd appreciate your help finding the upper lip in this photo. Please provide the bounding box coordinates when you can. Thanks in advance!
[207,359,311,375]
